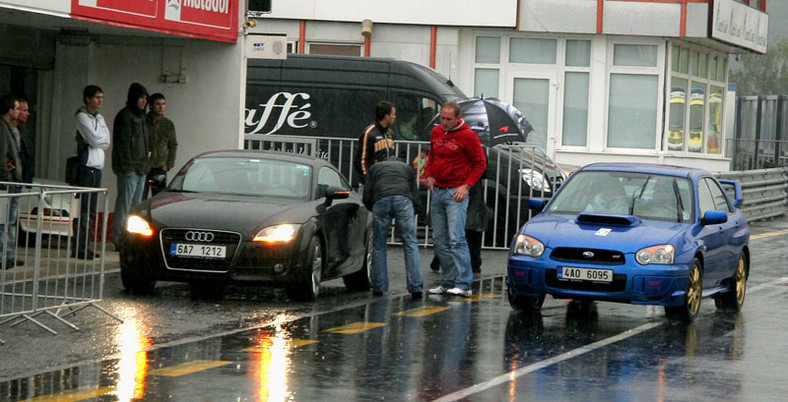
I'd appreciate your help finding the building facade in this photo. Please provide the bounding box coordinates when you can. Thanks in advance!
[0,0,771,205]
[253,0,769,171]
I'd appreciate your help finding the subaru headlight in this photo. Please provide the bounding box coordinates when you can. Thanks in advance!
[513,234,545,257]
[636,244,675,265]
[126,215,153,237]
[253,224,301,243]
[519,168,551,192]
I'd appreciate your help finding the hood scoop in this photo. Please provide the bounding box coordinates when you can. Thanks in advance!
[576,213,640,227]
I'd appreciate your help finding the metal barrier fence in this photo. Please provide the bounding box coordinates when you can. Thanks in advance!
[244,135,562,249]
[717,168,788,222]
[0,182,120,344]
[726,138,788,171]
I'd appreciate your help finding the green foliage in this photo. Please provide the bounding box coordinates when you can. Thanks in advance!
[729,36,788,96]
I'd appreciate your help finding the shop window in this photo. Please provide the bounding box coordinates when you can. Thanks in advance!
[668,77,688,151]
[510,38,557,64]
[608,74,658,149]
[667,44,727,156]
[707,86,724,155]
[688,82,707,153]
[562,72,589,146]
[474,69,499,98]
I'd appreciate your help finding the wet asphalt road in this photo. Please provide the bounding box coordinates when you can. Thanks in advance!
[1,217,788,401]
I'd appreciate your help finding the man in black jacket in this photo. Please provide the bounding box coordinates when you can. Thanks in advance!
[355,101,396,187]
[112,82,150,247]
[363,156,423,298]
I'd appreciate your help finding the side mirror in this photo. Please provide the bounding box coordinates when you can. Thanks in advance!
[324,185,350,207]
[527,198,547,212]
[702,210,728,225]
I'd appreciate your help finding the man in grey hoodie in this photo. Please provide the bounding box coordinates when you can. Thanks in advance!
[112,82,150,248]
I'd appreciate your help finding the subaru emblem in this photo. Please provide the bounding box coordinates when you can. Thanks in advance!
[582,251,594,259]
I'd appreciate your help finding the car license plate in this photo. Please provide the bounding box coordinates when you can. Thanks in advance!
[558,266,613,283]
[171,243,226,259]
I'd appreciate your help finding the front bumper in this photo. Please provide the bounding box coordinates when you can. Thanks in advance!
[507,254,691,306]
[121,230,308,286]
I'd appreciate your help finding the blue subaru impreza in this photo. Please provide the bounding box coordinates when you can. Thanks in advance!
[507,162,750,321]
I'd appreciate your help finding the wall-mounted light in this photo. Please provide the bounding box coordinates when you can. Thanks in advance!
[244,18,258,29]
[361,19,373,37]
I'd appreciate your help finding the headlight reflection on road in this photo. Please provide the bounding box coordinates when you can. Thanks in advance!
[114,316,152,400]
[249,324,294,401]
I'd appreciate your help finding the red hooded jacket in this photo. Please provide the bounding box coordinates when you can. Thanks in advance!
[424,119,487,188]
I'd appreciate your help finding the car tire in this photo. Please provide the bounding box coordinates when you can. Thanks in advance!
[119,250,156,294]
[343,229,372,291]
[507,284,545,313]
[714,251,748,312]
[286,236,322,302]
[665,257,703,321]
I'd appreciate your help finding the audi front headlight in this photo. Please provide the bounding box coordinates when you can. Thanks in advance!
[126,215,153,237]
[253,224,301,243]
[636,244,675,265]
[513,234,545,257]
[519,168,551,192]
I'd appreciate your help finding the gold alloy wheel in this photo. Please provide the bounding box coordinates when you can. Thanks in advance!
[687,260,702,317]
[735,254,747,306]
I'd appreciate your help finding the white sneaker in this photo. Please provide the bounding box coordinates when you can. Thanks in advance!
[428,286,449,294]
[447,287,472,297]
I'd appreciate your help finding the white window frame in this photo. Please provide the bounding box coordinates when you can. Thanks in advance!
[604,38,666,154]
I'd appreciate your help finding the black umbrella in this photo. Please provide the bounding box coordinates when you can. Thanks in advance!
[425,97,533,146]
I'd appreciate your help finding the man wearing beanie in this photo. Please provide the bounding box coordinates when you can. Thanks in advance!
[112,82,150,248]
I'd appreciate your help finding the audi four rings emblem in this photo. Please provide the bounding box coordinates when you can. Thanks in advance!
[185,231,214,242]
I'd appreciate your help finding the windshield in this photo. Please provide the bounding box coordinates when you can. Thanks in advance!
[546,171,694,222]
[170,156,312,199]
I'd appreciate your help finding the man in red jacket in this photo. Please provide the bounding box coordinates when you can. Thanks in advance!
[424,101,487,297]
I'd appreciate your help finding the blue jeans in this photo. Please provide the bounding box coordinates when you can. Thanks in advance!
[113,172,146,244]
[431,187,473,290]
[372,195,423,293]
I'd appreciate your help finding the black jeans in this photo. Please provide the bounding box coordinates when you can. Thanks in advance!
[72,166,101,252]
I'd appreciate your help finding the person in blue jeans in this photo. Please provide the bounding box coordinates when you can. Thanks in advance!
[423,101,487,297]
[363,156,423,299]
[112,83,150,247]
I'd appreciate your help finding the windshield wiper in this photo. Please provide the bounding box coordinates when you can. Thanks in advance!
[672,179,683,222]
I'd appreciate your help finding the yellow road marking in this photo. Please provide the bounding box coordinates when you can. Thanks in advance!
[324,322,387,334]
[394,306,450,317]
[148,360,233,377]
[24,386,115,402]
[451,293,503,302]
[242,339,318,352]
[751,229,788,240]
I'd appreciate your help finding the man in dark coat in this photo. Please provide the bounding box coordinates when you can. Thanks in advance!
[112,82,150,247]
